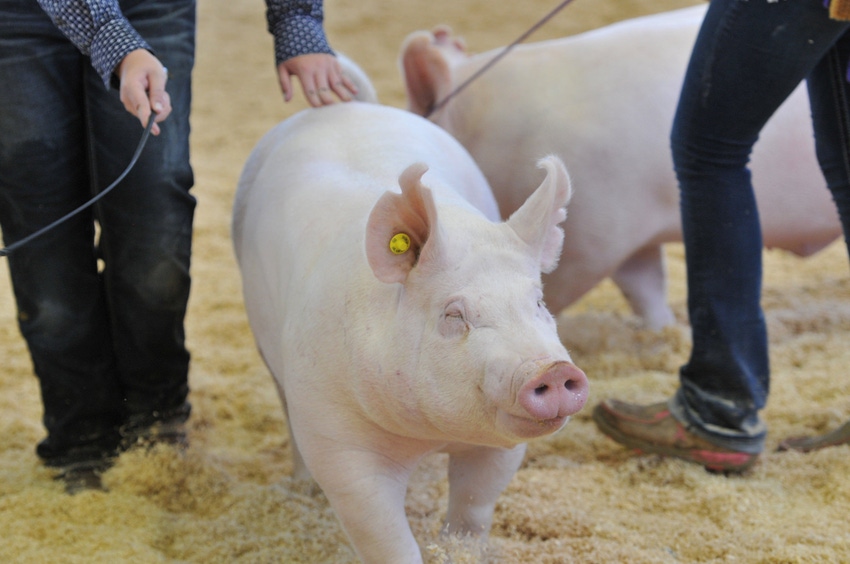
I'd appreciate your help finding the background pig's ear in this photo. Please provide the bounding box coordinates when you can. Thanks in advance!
[400,30,451,117]
[506,156,573,274]
[431,25,467,53]
[365,163,437,284]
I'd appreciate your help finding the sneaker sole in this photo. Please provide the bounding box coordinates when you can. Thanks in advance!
[593,406,757,473]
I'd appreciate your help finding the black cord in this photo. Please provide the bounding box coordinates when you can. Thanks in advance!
[425,0,576,118]
[0,113,157,257]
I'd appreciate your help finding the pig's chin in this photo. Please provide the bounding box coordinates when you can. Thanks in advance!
[497,411,571,440]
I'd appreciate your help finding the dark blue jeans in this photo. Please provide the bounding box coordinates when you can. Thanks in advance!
[0,0,196,463]
[669,0,850,453]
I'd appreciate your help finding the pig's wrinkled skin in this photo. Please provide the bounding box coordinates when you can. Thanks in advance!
[232,95,588,562]
[401,5,842,329]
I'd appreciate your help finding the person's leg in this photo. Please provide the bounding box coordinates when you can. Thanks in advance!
[0,3,124,470]
[594,0,850,468]
[779,27,850,452]
[89,0,197,445]
[807,28,850,259]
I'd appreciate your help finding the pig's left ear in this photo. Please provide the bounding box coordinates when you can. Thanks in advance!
[506,156,573,274]
[366,163,439,284]
[400,30,452,117]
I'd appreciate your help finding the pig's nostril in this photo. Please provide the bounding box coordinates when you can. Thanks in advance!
[520,364,588,422]
[535,379,578,395]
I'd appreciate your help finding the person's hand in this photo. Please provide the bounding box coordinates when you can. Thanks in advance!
[278,53,358,107]
[116,48,171,135]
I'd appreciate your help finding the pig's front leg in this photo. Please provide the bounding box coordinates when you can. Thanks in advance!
[305,439,425,563]
[443,444,527,536]
[287,418,313,483]
[610,244,676,330]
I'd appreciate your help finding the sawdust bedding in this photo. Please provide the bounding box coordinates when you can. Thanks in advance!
[1,0,848,561]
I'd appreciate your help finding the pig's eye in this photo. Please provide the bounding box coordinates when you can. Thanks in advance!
[441,302,469,337]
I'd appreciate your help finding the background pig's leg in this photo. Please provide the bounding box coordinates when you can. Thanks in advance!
[610,245,676,330]
[542,261,610,318]
[443,444,526,536]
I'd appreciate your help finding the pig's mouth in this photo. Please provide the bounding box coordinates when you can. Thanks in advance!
[499,411,571,440]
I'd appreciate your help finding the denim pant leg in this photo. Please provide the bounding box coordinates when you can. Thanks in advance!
[0,4,126,458]
[669,0,850,453]
[90,0,197,419]
[807,31,850,248]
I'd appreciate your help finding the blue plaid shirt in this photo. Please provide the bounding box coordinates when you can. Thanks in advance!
[266,0,334,65]
[37,0,333,86]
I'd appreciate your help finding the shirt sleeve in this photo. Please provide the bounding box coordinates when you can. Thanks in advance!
[37,0,151,86]
[265,0,335,65]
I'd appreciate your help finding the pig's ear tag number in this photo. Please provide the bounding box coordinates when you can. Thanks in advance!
[389,233,411,254]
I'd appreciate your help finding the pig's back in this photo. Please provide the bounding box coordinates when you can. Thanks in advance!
[234,103,495,242]
[444,6,704,220]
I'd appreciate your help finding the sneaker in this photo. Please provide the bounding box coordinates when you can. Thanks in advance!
[593,399,759,472]
[52,458,113,495]
[39,435,119,494]
[777,418,850,452]
[119,401,191,451]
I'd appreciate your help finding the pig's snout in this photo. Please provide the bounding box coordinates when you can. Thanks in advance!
[518,361,588,422]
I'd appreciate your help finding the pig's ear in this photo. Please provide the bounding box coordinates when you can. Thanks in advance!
[400,30,452,117]
[506,156,573,274]
[366,163,438,284]
[432,25,467,52]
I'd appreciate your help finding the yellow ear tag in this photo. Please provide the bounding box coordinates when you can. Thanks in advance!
[389,232,411,255]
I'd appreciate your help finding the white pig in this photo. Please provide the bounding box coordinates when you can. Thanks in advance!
[232,98,589,562]
[401,5,842,329]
